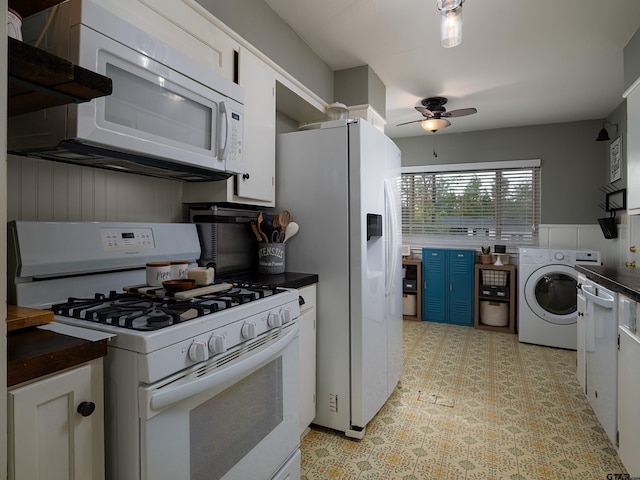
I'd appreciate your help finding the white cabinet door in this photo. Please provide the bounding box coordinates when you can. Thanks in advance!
[576,275,587,393]
[8,359,104,480]
[627,86,640,214]
[98,0,240,79]
[298,284,317,436]
[618,326,640,476]
[236,47,276,205]
[183,47,277,207]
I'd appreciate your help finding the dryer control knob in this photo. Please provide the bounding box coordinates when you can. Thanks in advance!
[554,252,565,261]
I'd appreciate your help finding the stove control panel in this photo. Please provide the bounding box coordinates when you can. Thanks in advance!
[100,228,155,251]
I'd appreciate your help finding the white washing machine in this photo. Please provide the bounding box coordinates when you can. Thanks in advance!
[518,247,601,349]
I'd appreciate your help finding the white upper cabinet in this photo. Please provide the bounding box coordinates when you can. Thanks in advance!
[626,84,640,214]
[98,0,240,79]
[183,48,277,206]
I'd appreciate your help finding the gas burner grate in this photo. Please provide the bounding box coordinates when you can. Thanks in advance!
[49,282,290,331]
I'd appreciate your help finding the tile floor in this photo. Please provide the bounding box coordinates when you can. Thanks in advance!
[300,320,628,479]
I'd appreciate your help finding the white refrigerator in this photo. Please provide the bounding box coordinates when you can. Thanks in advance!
[276,118,403,438]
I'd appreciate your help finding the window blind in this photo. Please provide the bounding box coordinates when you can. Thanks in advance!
[401,164,541,247]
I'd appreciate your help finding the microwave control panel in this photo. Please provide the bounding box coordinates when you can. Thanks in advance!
[225,109,244,173]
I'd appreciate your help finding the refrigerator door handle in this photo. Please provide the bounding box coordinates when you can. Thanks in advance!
[384,179,399,296]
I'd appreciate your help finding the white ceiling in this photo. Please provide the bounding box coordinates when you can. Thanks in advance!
[264,0,640,138]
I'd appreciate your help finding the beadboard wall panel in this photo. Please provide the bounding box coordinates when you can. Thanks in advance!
[7,155,183,223]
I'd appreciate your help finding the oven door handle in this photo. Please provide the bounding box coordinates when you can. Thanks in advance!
[143,324,299,415]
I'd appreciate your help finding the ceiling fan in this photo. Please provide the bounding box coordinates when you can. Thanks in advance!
[397,96,477,132]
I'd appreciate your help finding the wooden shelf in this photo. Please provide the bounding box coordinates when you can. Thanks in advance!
[8,37,112,117]
[474,263,516,333]
[403,259,422,321]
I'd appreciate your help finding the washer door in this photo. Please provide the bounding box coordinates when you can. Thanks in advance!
[524,264,578,325]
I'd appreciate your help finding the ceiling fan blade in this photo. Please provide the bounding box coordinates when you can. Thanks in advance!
[415,106,434,117]
[442,107,477,118]
[396,119,425,126]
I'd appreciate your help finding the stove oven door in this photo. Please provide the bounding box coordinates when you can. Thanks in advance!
[138,325,300,480]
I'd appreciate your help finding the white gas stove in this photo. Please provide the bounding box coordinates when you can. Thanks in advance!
[8,221,301,480]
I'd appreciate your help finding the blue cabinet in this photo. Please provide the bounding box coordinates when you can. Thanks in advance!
[422,248,475,326]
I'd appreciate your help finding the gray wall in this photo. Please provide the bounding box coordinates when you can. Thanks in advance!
[195,0,334,103]
[624,27,640,92]
[395,120,608,225]
[334,65,386,116]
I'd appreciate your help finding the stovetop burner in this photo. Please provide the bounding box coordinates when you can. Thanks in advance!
[51,282,287,331]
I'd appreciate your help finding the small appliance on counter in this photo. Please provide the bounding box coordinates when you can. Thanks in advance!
[189,205,259,275]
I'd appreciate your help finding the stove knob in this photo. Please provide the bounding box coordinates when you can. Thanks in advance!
[188,341,209,362]
[208,334,227,355]
[281,308,293,324]
[241,322,257,339]
[268,312,282,328]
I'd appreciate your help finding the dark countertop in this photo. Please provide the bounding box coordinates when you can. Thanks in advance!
[219,271,318,289]
[575,265,640,303]
[7,327,108,387]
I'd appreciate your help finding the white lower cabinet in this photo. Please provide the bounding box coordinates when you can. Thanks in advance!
[8,358,105,480]
[618,294,640,476]
[298,284,317,436]
[576,274,587,393]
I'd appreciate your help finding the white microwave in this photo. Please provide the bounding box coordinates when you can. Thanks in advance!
[8,0,244,182]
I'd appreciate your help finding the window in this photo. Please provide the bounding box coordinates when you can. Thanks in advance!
[401,160,541,248]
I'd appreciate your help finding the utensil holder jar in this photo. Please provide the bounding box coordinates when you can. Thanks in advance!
[258,243,285,274]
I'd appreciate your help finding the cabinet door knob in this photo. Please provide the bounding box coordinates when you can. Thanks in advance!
[242,173,250,180]
[626,261,636,268]
[77,401,96,417]
[631,246,637,253]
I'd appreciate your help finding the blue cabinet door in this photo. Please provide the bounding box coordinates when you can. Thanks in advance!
[422,249,447,322]
[447,250,475,326]
[421,248,474,325]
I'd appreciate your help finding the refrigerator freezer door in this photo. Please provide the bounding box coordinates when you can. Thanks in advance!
[348,121,403,433]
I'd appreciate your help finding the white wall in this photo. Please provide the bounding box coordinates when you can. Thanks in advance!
[538,223,627,267]
[6,156,184,223]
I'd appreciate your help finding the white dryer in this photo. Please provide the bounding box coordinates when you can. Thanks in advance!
[518,248,600,349]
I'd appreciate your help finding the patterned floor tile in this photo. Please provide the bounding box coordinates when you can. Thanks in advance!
[301,321,628,479]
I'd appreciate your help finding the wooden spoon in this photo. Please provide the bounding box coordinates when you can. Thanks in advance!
[257,213,268,242]
[278,210,291,227]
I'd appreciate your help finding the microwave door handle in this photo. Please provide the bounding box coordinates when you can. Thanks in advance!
[218,100,230,161]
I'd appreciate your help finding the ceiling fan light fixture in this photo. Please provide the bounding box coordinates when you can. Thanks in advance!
[422,118,451,132]
[437,0,464,48]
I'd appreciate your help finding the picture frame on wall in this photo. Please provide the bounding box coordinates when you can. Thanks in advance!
[610,136,622,182]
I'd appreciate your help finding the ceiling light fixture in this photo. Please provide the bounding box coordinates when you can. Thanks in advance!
[422,118,451,132]
[437,0,464,48]
[596,121,619,142]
